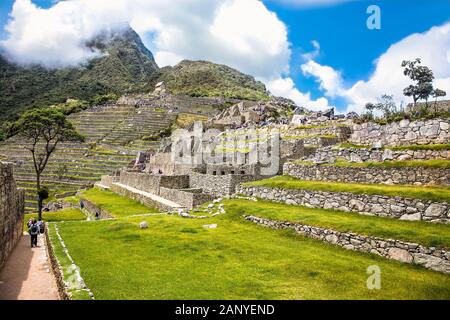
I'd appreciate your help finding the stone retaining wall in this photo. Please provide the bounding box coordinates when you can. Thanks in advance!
[159,187,212,210]
[282,126,352,141]
[237,185,450,223]
[0,162,25,271]
[118,171,190,193]
[284,162,450,186]
[190,171,260,196]
[350,118,449,147]
[79,198,113,220]
[245,216,450,274]
[305,146,450,163]
[110,183,181,212]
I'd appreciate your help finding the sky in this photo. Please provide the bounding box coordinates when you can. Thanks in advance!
[0,0,449,114]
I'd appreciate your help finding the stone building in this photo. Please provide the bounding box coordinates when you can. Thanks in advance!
[0,162,25,271]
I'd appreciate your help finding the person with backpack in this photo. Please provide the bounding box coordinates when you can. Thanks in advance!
[37,219,45,234]
[29,219,39,248]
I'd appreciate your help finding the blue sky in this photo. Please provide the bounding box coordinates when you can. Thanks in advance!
[0,0,449,113]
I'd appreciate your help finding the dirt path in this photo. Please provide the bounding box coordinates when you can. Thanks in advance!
[0,234,59,300]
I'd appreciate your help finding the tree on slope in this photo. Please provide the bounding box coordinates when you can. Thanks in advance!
[401,58,445,109]
[9,108,84,220]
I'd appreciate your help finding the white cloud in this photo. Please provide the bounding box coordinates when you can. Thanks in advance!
[266,77,333,111]
[1,0,335,111]
[0,0,290,80]
[268,0,362,8]
[300,23,450,113]
[301,60,344,98]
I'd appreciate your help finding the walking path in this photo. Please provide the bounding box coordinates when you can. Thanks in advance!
[0,234,59,300]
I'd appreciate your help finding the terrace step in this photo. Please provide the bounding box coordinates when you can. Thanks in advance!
[110,182,185,213]
[237,177,450,223]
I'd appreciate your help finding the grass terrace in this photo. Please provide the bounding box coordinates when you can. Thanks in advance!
[243,176,450,203]
[282,134,337,141]
[336,143,450,151]
[48,212,450,299]
[224,199,450,249]
[78,188,159,218]
[24,208,86,231]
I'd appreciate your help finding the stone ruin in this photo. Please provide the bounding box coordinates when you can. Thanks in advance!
[0,162,25,270]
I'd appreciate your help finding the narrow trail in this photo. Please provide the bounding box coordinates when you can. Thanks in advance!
[0,234,59,300]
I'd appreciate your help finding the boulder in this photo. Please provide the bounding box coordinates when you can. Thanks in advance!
[424,204,447,218]
[388,248,413,263]
[139,221,148,229]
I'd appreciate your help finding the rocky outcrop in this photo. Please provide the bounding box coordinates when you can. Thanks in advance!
[237,185,450,223]
[245,215,450,274]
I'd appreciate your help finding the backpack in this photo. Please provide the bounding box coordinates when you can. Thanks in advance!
[30,225,38,235]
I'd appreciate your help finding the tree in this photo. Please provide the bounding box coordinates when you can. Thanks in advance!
[9,108,84,220]
[432,88,447,113]
[401,58,436,108]
[366,94,399,119]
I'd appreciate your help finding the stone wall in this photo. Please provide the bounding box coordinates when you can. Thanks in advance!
[304,146,450,163]
[0,162,25,271]
[118,171,190,194]
[282,125,352,141]
[79,198,113,220]
[110,183,182,212]
[237,185,450,223]
[284,163,450,186]
[159,187,212,209]
[350,118,450,147]
[190,171,260,196]
[245,216,450,274]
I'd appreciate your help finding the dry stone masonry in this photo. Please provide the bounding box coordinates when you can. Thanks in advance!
[237,185,450,223]
[284,162,450,186]
[350,118,449,147]
[304,145,450,163]
[0,162,25,270]
[245,216,450,274]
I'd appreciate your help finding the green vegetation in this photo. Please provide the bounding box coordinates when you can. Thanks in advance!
[159,60,269,101]
[337,143,371,149]
[243,175,450,203]
[175,113,209,128]
[48,211,450,299]
[24,208,86,230]
[282,134,337,141]
[295,124,347,130]
[78,188,159,217]
[388,144,450,151]
[0,28,158,122]
[224,199,450,249]
[47,224,92,300]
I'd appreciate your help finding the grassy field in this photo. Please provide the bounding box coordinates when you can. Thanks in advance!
[224,199,450,249]
[244,176,450,203]
[78,188,159,217]
[24,208,86,231]
[49,210,450,300]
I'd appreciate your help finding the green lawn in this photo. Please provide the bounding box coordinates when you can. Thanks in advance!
[49,212,450,300]
[78,188,159,217]
[244,176,450,203]
[24,208,86,229]
[224,199,450,249]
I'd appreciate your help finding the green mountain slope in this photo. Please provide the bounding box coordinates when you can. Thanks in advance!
[0,27,270,122]
[158,60,268,100]
[0,27,159,121]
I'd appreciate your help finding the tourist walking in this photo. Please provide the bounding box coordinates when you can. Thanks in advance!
[37,219,45,234]
[29,219,39,248]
